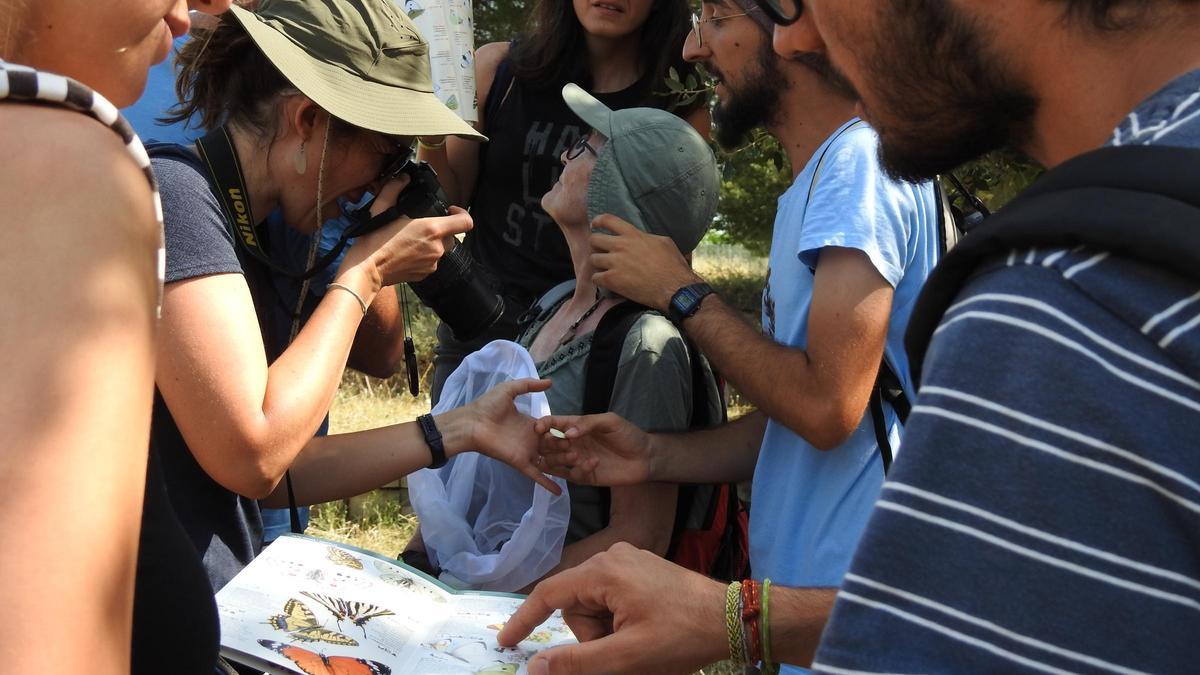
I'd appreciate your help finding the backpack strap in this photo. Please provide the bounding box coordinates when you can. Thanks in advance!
[581,301,653,416]
[516,279,577,341]
[906,145,1200,387]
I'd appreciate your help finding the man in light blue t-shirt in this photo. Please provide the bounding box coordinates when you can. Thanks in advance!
[496,1,939,671]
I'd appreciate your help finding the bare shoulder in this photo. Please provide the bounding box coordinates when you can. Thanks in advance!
[0,104,157,240]
[475,41,512,75]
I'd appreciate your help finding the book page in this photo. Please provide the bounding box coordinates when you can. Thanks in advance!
[217,535,575,674]
[403,0,479,123]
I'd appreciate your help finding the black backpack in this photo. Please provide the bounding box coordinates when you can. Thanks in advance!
[520,284,750,582]
[905,144,1200,386]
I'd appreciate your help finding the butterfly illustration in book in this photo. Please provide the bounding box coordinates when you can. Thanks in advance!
[301,591,395,637]
[326,547,364,570]
[265,598,359,647]
[258,639,391,675]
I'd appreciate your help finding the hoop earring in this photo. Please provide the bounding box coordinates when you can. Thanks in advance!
[293,142,307,175]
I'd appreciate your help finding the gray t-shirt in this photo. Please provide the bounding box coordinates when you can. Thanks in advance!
[149,149,322,591]
[519,297,708,542]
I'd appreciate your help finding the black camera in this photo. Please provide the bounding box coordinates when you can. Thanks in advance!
[348,161,505,342]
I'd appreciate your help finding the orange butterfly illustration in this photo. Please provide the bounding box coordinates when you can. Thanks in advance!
[258,639,391,675]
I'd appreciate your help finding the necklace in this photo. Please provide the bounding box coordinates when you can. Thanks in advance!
[558,290,605,346]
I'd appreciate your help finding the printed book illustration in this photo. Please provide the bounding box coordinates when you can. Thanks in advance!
[217,535,576,674]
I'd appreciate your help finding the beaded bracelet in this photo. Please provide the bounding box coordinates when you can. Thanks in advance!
[726,581,747,663]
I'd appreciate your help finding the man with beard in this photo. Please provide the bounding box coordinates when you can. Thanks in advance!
[496,1,941,671]
[791,0,1200,672]
[499,1,1200,674]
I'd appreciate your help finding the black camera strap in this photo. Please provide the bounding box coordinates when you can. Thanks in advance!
[195,126,361,281]
[195,128,320,534]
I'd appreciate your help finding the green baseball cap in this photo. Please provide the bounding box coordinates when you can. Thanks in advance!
[230,0,483,139]
[563,84,718,254]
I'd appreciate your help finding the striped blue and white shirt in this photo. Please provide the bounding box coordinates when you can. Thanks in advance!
[814,70,1200,674]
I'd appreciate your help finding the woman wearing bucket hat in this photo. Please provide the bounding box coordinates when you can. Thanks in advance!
[144,0,562,607]
[0,1,232,673]
[419,84,722,590]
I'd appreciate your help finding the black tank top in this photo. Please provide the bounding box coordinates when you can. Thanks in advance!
[466,57,646,304]
[0,60,220,675]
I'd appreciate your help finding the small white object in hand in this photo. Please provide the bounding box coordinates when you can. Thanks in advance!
[548,428,568,439]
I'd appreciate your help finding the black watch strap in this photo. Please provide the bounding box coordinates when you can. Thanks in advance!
[417,414,448,469]
[667,282,715,324]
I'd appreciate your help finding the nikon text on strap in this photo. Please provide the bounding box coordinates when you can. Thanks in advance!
[194,127,391,281]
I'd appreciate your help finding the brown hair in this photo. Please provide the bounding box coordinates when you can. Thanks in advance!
[164,12,294,134]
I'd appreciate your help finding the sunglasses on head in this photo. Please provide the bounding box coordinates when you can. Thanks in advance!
[748,0,801,25]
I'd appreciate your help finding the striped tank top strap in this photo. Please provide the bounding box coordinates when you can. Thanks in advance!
[0,60,165,315]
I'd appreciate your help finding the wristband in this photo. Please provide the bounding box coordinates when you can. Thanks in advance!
[762,579,778,674]
[742,579,763,666]
[726,581,747,663]
[417,413,448,469]
[327,282,368,316]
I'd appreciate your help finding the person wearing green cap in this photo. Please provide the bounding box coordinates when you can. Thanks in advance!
[143,0,563,608]
[509,84,723,584]
[414,0,709,408]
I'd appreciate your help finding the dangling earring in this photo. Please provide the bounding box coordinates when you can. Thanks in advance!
[293,142,307,175]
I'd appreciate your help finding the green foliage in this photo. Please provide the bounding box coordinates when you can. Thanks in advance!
[471,0,530,44]
[711,131,792,256]
[946,148,1043,212]
[662,63,716,112]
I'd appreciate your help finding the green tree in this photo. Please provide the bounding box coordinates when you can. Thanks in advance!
[471,0,530,44]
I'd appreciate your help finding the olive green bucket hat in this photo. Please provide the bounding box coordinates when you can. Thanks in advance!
[230,0,484,139]
[562,83,718,254]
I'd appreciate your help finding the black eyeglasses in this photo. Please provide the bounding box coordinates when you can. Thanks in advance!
[566,135,598,161]
[377,143,415,182]
[749,0,801,26]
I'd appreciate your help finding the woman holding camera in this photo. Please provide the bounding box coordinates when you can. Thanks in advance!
[0,0,233,672]
[149,0,559,606]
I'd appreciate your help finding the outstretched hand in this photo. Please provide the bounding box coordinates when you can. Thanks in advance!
[466,378,563,495]
[534,413,655,487]
[497,543,728,675]
[589,214,703,312]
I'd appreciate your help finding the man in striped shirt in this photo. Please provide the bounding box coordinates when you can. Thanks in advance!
[802,0,1200,672]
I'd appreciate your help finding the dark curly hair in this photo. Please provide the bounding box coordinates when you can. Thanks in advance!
[508,0,705,115]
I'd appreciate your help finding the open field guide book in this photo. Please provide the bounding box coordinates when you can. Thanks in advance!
[216,534,577,674]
